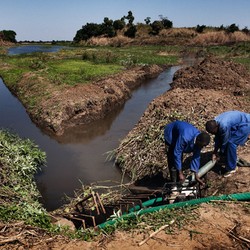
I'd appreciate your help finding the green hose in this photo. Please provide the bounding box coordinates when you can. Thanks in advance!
[98,192,250,229]
[129,197,164,213]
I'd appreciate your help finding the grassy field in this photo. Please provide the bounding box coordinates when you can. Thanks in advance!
[0,45,180,88]
[0,42,249,89]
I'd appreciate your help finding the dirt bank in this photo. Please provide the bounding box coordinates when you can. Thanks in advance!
[115,57,250,181]
[22,64,165,136]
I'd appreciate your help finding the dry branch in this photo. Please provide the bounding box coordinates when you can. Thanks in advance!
[138,219,175,246]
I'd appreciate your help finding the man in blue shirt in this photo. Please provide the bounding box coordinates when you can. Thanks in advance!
[164,120,210,185]
[206,110,250,177]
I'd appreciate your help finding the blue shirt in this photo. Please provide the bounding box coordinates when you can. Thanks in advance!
[164,121,201,172]
[215,111,250,152]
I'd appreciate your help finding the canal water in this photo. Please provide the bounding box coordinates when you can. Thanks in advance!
[0,45,180,210]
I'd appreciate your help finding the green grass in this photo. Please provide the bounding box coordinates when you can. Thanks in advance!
[206,41,250,61]
[0,45,179,88]
[81,45,180,66]
[46,58,123,85]
[0,42,249,89]
[232,57,250,70]
[0,129,49,227]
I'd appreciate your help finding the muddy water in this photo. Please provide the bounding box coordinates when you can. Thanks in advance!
[1,46,180,210]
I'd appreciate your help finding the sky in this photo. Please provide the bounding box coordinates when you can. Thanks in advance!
[1,0,250,41]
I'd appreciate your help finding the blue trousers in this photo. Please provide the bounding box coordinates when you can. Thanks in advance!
[225,124,250,171]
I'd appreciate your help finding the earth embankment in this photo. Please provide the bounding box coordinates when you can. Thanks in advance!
[115,57,250,182]
[21,65,166,136]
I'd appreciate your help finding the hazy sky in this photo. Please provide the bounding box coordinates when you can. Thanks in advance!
[1,0,249,41]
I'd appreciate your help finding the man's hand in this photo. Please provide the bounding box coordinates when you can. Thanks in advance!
[178,171,185,183]
[195,172,205,186]
[212,153,219,162]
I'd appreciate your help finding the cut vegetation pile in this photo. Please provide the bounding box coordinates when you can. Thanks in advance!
[0,130,48,226]
[115,57,250,182]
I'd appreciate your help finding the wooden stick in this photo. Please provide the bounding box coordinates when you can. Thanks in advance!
[238,236,250,244]
[138,220,175,246]
[0,233,23,245]
[92,192,100,215]
[96,192,106,214]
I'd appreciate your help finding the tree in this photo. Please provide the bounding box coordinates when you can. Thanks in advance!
[218,25,225,31]
[123,11,137,38]
[196,25,206,33]
[242,26,249,35]
[103,17,113,27]
[150,20,164,35]
[226,23,239,33]
[101,17,116,37]
[113,19,126,30]
[124,25,137,38]
[159,15,173,28]
[144,17,151,25]
[124,11,134,26]
[1,30,17,43]
[73,23,102,42]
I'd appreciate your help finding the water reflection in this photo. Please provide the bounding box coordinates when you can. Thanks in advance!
[54,104,125,144]
[8,45,64,55]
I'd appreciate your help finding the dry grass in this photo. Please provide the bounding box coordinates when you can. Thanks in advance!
[159,28,196,38]
[82,28,250,47]
[84,35,133,46]
[191,31,250,45]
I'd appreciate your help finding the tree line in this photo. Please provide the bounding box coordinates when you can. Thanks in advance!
[73,11,173,43]
[73,11,249,43]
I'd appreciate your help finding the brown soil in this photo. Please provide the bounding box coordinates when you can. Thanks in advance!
[1,57,250,249]
[21,65,166,136]
[115,57,250,182]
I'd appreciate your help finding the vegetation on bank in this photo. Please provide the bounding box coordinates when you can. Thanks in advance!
[0,130,48,226]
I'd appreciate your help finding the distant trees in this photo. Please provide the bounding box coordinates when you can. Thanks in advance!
[242,26,250,35]
[0,30,17,43]
[144,17,151,25]
[150,15,173,35]
[113,19,126,31]
[196,25,206,33]
[73,11,174,42]
[150,21,164,35]
[226,23,239,33]
[102,17,116,37]
[195,23,248,34]
[74,23,102,42]
[123,11,137,38]
[159,15,173,29]
[73,11,249,43]
[74,16,127,42]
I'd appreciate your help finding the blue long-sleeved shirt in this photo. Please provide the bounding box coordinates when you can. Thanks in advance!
[164,121,201,172]
[215,111,250,152]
